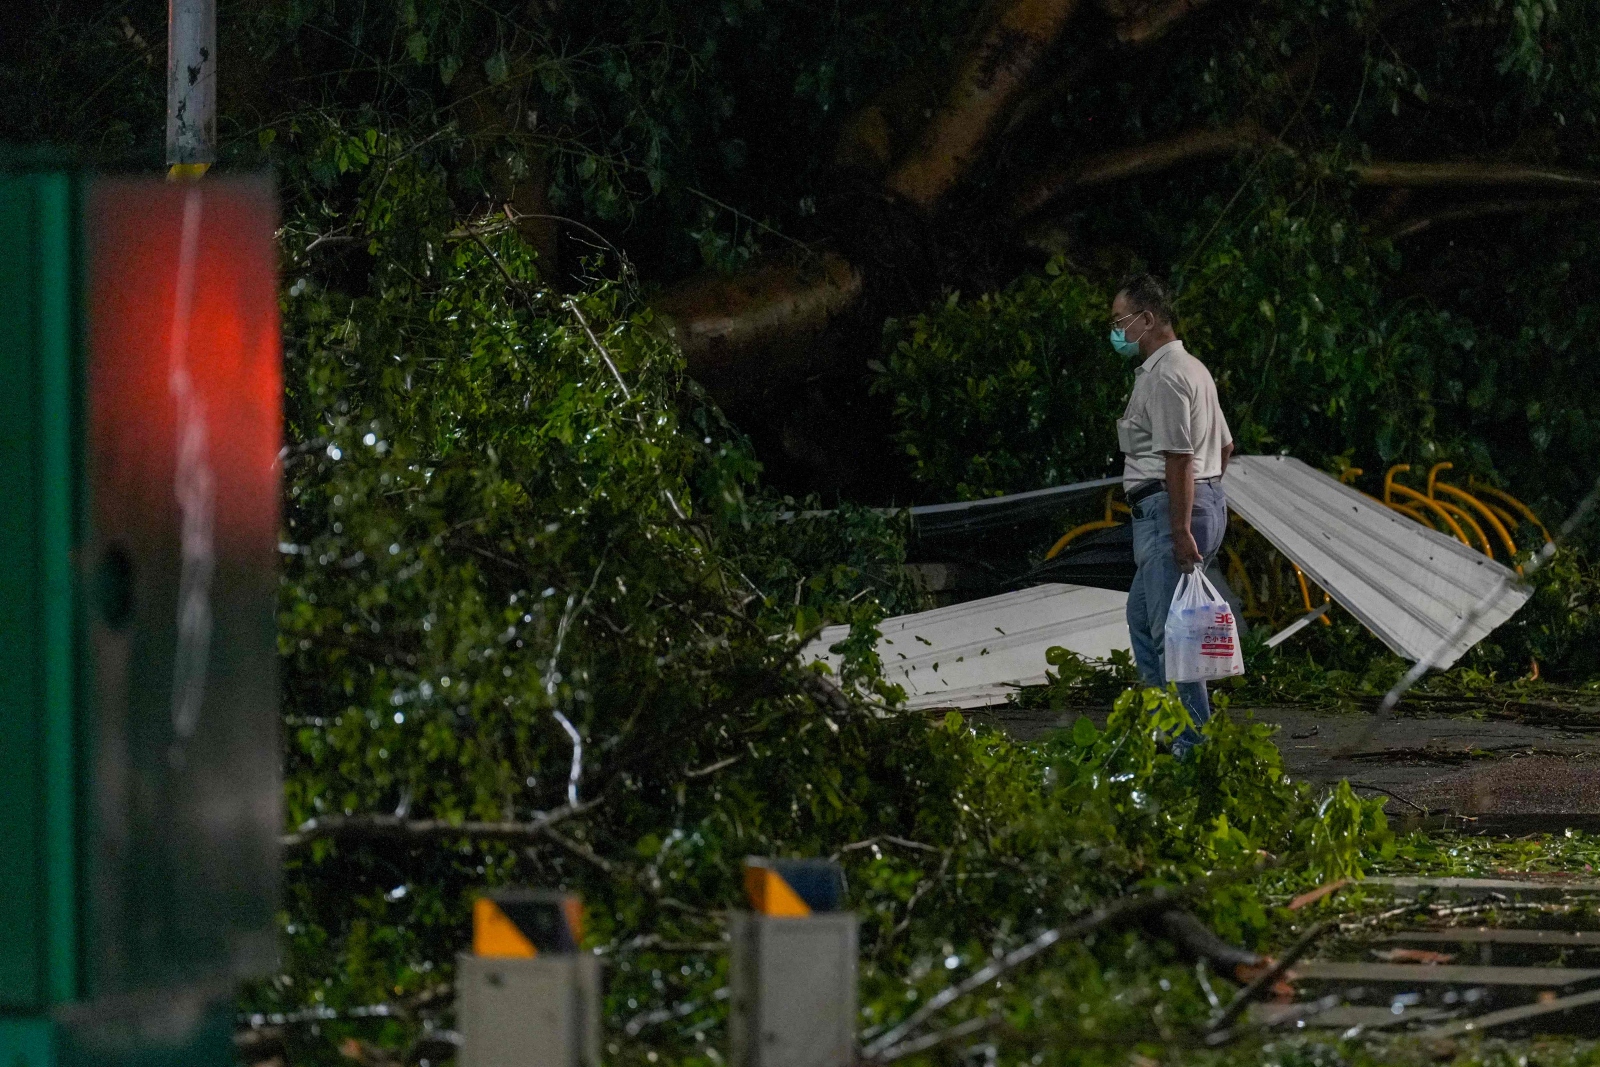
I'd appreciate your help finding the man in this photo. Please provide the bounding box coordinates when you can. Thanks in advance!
[1110,274,1233,758]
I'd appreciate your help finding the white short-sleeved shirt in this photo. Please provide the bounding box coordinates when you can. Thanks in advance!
[1118,340,1232,488]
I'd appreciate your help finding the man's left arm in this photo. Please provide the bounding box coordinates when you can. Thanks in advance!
[1152,378,1202,570]
[1221,440,1234,475]
[1165,451,1201,570]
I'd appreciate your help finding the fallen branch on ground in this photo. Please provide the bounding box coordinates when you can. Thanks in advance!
[1206,919,1336,1039]
[861,883,1191,1059]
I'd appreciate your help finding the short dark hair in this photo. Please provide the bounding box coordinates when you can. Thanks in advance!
[1117,273,1176,327]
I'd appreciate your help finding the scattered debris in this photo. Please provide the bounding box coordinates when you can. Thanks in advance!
[807,584,1127,709]
[1288,878,1351,911]
[1244,878,1600,1042]
[811,455,1536,711]
[1371,948,1456,964]
[1223,456,1531,667]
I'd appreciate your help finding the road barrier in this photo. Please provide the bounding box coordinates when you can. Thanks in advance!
[459,891,602,1067]
[460,860,858,1067]
[730,859,859,1067]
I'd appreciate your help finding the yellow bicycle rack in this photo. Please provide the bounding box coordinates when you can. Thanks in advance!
[1385,465,1473,547]
[1045,488,1130,560]
[1370,462,1546,575]
[1467,476,1552,544]
[1292,562,1332,625]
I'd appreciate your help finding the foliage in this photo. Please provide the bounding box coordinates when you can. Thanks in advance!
[875,261,1122,499]
[1385,826,1600,878]
[1047,690,1390,887]
[1177,180,1476,469]
[262,133,922,1058]
[875,194,1476,500]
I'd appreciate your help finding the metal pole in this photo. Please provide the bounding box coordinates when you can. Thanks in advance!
[166,0,215,177]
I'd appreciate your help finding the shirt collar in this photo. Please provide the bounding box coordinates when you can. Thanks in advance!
[1135,339,1185,375]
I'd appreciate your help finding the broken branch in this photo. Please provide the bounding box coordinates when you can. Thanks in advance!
[873,1014,1005,1063]
[281,800,600,850]
[861,883,1187,1059]
[1207,919,1336,1038]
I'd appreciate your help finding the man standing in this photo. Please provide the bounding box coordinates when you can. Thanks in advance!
[1110,274,1233,758]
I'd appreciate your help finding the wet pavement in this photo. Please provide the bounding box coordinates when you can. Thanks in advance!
[981,704,1600,821]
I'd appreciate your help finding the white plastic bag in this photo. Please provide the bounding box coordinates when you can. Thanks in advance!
[1165,570,1245,683]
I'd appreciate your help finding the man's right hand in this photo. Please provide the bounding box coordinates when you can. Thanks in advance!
[1172,528,1202,572]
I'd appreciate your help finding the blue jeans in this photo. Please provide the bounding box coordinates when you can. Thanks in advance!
[1126,480,1229,758]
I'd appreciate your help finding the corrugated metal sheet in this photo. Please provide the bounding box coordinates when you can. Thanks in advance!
[807,584,1130,710]
[1223,455,1530,667]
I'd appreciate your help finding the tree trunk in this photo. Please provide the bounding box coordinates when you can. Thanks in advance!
[886,0,1084,211]
[834,62,954,177]
[453,63,561,273]
[1382,194,1600,240]
[650,0,1221,420]
[1000,0,1220,138]
[1008,122,1270,220]
[1352,160,1600,192]
[1102,0,1222,44]
[649,253,864,385]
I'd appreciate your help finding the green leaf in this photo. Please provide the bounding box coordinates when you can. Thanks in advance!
[484,50,510,85]
[1070,715,1099,747]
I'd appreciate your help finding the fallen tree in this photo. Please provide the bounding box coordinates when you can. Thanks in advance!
[243,142,1395,1063]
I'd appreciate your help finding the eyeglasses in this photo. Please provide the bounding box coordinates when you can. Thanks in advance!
[1110,310,1148,330]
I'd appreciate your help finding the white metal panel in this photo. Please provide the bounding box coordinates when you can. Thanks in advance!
[1223,455,1530,668]
[807,584,1130,710]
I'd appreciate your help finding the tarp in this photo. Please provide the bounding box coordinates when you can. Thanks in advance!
[1222,455,1530,668]
[808,584,1130,710]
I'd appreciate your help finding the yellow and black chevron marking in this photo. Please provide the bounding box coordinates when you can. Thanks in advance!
[743,858,847,917]
[473,890,585,957]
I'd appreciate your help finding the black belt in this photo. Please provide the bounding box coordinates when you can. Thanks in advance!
[1126,476,1221,506]
[1126,480,1164,506]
